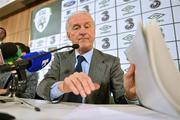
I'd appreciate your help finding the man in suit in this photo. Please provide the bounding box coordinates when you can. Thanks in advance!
[0,27,6,44]
[37,11,137,104]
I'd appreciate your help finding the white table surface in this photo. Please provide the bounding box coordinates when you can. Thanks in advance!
[0,98,179,120]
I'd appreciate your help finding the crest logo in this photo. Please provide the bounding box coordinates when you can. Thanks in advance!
[99,0,110,8]
[122,34,134,45]
[99,24,111,34]
[121,5,135,14]
[99,25,111,32]
[34,7,52,33]
[99,0,110,5]
[148,13,164,20]
[148,13,165,22]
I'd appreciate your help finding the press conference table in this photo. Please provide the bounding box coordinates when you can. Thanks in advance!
[0,98,179,120]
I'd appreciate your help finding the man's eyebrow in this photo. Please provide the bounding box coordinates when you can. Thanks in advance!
[72,24,80,27]
[71,22,92,27]
[85,21,92,24]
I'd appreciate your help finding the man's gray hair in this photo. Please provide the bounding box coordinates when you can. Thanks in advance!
[65,11,95,32]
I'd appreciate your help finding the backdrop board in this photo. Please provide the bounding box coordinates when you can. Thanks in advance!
[60,0,180,73]
[31,0,180,82]
[31,0,61,81]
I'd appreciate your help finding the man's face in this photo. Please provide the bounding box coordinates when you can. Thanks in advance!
[0,28,6,41]
[67,13,95,54]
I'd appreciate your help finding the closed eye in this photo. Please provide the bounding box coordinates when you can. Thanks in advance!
[72,24,80,30]
[84,23,91,28]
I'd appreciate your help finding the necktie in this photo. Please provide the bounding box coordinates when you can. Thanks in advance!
[68,55,85,103]
[75,55,85,72]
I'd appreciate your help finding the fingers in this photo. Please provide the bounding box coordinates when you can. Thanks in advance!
[124,86,137,100]
[94,83,100,90]
[65,77,79,95]
[127,64,135,76]
[124,64,136,84]
[123,64,137,100]
[125,64,135,79]
[70,75,87,97]
[62,72,100,97]
[75,72,92,95]
[0,89,7,95]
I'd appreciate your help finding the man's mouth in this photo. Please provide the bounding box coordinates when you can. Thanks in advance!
[79,38,88,40]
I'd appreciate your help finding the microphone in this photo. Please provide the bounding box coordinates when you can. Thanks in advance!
[72,44,79,49]
[22,44,79,72]
[21,51,52,72]
[48,44,79,53]
[0,44,79,73]
[0,42,18,59]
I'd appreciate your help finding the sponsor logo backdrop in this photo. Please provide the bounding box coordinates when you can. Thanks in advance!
[31,0,180,81]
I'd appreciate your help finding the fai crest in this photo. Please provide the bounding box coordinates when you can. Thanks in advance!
[34,7,52,33]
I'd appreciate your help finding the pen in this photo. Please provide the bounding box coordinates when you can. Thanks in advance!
[82,97,85,104]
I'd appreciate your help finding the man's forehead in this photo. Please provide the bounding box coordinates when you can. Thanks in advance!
[69,13,92,22]
[70,20,92,26]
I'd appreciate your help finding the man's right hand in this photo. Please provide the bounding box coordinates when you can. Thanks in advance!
[58,72,100,97]
[0,89,7,95]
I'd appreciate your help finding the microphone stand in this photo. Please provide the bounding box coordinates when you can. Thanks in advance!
[0,44,79,111]
[0,44,79,72]
[0,61,40,112]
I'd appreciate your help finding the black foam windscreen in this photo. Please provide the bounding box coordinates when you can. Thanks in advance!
[0,42,18,59]
[72,44,79,49]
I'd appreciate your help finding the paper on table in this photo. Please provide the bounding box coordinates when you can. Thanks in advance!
[63,104,157,120]
[125,21,180,117]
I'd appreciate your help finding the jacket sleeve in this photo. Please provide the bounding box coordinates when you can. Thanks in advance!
[110,57,127,104]
[36,53,61,101]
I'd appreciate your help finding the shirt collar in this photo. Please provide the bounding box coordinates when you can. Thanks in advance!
[75,49,94,64]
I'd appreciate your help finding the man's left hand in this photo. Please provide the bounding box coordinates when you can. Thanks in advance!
[123,64,137,100]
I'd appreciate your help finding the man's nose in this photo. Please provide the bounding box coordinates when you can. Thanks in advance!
[79,28,87,36]
[79,32,86,36]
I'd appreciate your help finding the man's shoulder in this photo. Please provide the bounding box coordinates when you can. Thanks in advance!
[94,49,117,59]
[54,50,74,58]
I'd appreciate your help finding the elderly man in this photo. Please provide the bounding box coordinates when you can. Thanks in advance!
[37,11,137,104]
[0,27,6,44]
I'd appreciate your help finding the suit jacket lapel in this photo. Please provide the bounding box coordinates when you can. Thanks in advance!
[61,50,76,77]
[89,49,107,84]
[61,49,107,84]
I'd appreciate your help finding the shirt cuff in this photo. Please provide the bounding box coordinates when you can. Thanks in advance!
[50,81,64,100]
[124,96,140,104]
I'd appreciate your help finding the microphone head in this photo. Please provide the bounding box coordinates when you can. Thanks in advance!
[72,44,79,49]
[0,42,18,59]
[22,51,52,72]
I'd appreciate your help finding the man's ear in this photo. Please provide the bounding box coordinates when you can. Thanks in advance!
[67,32,70,40]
